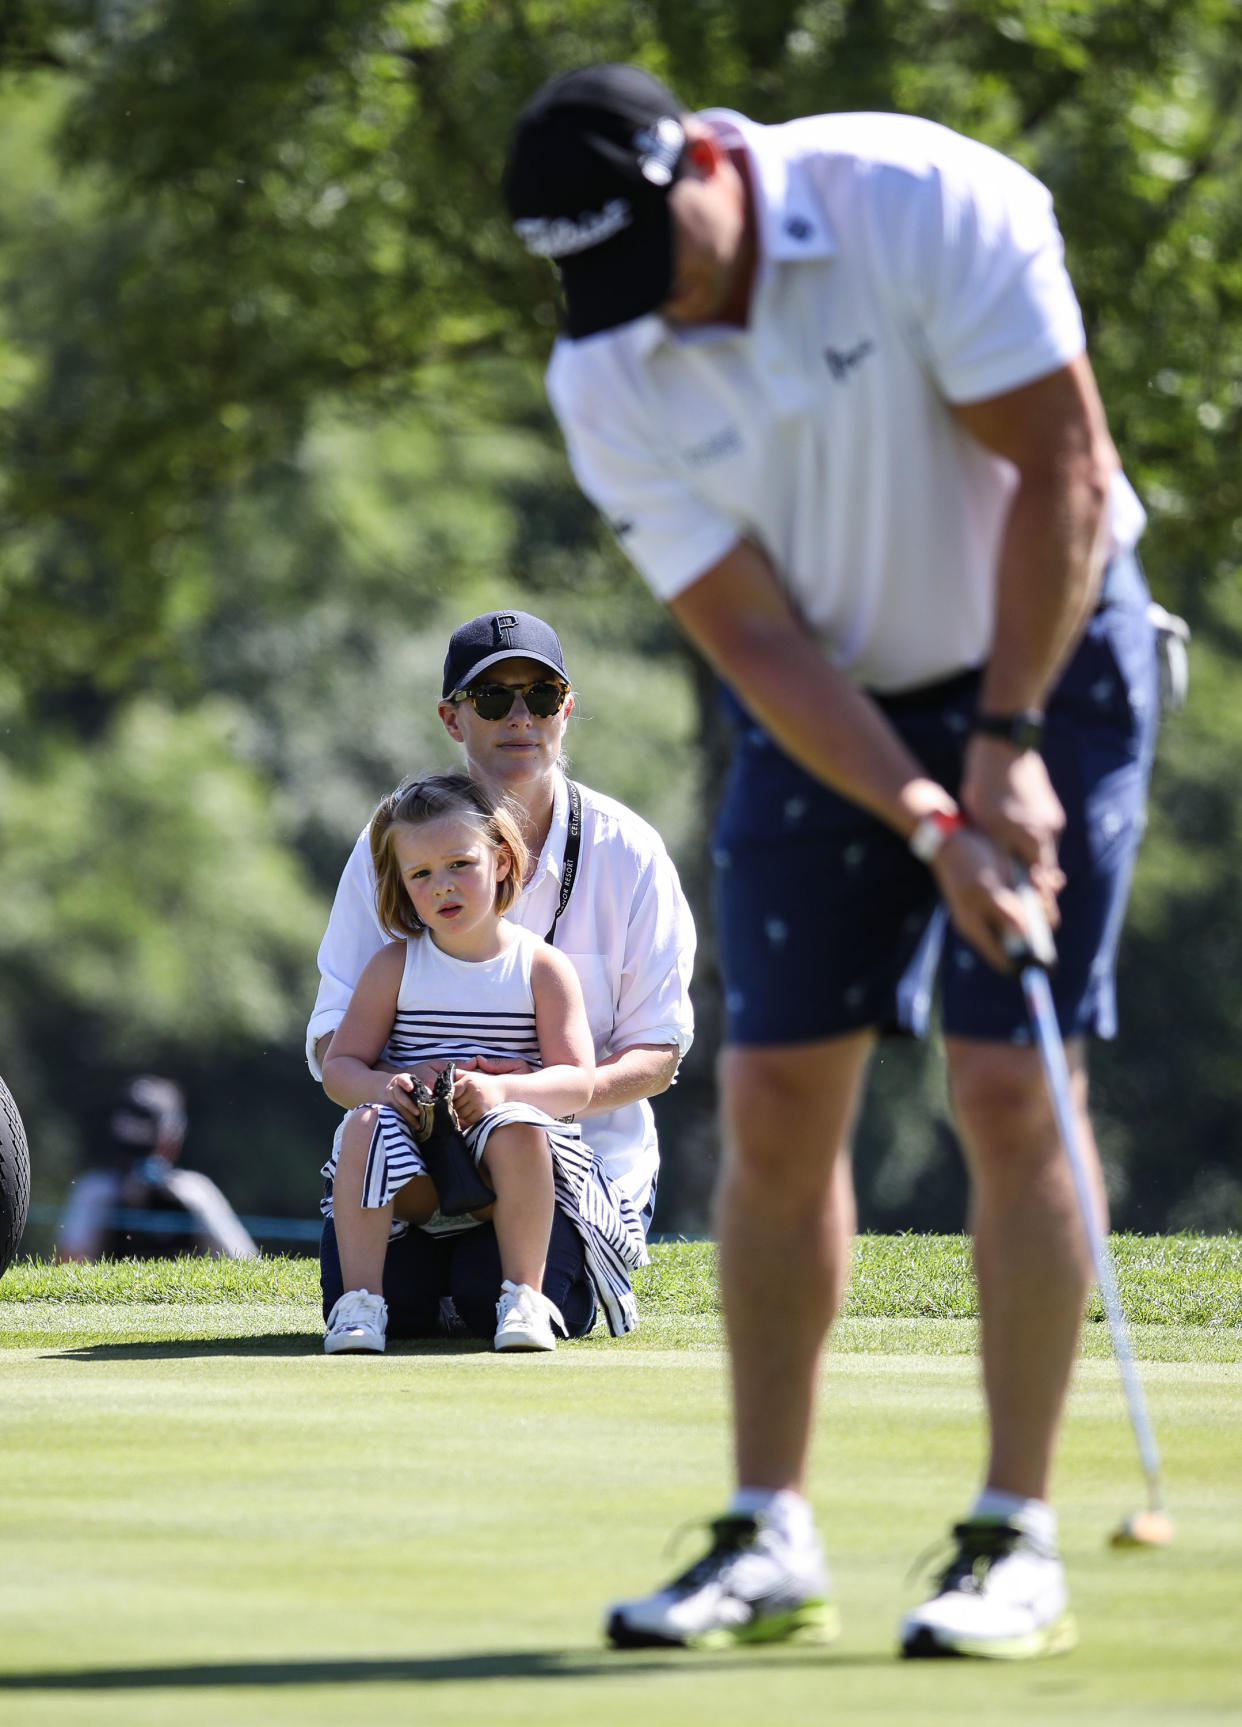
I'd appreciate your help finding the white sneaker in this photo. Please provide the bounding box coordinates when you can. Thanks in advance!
[324,1289,388,1354]
[493,1280,565,1352]
[900,1518,1077,1659]
[606,1513,839,1650]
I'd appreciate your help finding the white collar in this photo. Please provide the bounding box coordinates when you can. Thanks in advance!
[628,108,835,359]
[702,108,836,266]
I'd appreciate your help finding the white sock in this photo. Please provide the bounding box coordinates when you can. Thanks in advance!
[971,1489,1057,1550]
[730,1488,817,1550]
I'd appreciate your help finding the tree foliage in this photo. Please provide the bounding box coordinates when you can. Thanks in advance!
[1,1,1240,1237]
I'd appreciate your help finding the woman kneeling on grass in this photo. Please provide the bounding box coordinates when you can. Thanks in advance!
[320,773,648,1355]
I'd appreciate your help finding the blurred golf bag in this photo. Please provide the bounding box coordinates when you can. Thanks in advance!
[0,1074,30,1276]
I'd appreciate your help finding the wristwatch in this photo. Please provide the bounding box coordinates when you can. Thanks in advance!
[970,708,1045,753]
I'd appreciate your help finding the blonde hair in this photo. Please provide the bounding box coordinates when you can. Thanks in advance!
[369,772,528,940]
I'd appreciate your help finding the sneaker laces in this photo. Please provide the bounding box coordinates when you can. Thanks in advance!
[498,1280,567,1337]
[661,1514,761,1591]
[330,1289,385,1328]
[908,1519,1036,1597]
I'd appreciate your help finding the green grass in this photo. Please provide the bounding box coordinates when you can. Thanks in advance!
[1,1237,1239,1726]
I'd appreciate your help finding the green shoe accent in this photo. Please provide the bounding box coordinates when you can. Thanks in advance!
[688,1598,841,1650]
[906,1611,1077,1662]
[965,1610,1078,1661]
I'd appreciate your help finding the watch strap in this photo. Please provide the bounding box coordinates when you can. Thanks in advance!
[970,709,1045,752]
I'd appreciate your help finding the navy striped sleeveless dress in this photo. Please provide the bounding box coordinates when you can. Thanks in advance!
[320,924,648,1334]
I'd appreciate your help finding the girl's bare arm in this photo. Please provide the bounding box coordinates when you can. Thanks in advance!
[321,943,408,1109]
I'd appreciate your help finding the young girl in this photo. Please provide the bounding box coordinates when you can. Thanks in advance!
[320,772,647,1354]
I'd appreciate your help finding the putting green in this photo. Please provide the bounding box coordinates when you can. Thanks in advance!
[0,1251,1238,1726]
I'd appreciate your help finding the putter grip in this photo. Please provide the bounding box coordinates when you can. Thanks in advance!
[418,1064,497,1218]
[1002,869,1058,972]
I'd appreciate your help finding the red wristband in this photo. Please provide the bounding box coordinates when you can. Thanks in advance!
[908,809,964,864]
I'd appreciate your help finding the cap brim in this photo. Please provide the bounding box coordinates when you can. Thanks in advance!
[559,201,674,338]
[451,648,568,693]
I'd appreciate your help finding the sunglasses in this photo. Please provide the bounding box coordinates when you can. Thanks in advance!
[453,679,570,721]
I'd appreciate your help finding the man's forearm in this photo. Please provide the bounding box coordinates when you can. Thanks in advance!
[669,541,959,842]
[978,467,1108,716]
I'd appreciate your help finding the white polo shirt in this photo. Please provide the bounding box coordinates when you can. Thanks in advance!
[306,772,696,1210]
[547,109,1145,694]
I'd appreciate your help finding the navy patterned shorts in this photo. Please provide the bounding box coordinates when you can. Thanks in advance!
[712,553,1161,1046]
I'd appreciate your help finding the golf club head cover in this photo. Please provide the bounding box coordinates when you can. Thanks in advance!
[415,1063,496,1217]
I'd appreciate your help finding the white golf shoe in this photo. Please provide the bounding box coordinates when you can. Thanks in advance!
[493,1280,565,1352]
[606,1513,840,1649]
[900,1517,1077,1659]
[323,1288,388,1354]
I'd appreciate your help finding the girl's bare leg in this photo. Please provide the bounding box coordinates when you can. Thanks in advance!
[332,1109,439,1293]
[332,1111,392,1292]
[478,1123,555,1290]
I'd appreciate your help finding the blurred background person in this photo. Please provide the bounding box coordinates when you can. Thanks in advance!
[57,1076,258,1262]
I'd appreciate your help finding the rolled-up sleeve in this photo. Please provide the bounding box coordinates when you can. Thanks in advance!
[305,829,386,1081]
[610,845,696,1060]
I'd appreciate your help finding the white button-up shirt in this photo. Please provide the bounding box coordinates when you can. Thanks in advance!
[306,773,696,1209]
[547,108,1145,694]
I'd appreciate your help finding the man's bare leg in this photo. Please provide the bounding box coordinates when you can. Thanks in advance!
[603,1031,872,1648]
[946,1036,1100,1500]
[898,1036,1095,1659]
[716,1031,873,1491]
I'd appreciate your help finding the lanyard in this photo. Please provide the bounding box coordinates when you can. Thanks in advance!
[544,779,583,946]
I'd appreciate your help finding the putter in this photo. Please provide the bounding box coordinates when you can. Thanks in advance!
[1004,872,1173,1550]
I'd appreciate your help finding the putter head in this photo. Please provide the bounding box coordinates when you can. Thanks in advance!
[1110,1510,1174,1549]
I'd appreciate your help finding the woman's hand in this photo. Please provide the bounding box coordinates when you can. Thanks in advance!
[377,1058,455,1088]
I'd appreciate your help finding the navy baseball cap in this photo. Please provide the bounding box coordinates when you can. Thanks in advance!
[503,62,688,338]
[442,611,569,698]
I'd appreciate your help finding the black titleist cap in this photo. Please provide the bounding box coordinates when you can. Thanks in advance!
[503,62,687,338]
[442,611,569,698]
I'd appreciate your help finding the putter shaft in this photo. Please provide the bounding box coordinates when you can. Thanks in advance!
[1016,951,1165,1511]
